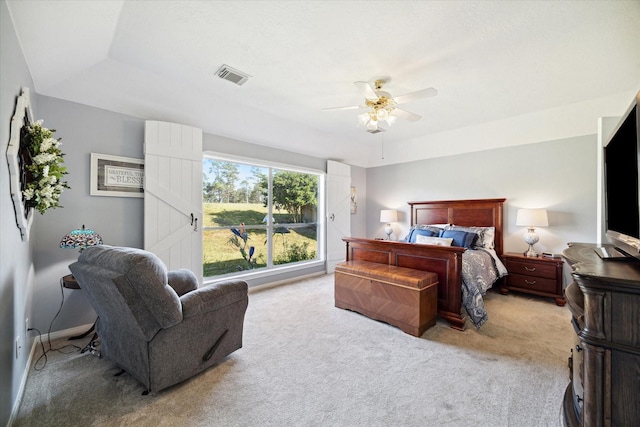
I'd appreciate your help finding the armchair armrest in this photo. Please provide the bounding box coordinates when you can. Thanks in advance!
[167,269,199,296]
[180,280,248,319]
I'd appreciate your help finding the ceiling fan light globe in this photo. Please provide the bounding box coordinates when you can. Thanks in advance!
[376,108,389,121]
[357,113,370,126]
[386,115,398,126]
[367,119,378,130]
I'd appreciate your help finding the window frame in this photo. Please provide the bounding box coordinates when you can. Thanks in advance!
[202,152,325,282]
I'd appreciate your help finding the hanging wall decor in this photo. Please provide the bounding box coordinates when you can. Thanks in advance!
[90,153,144,198]
[7,88,35,240]
[6,87,69,241]
[350,186,357,214]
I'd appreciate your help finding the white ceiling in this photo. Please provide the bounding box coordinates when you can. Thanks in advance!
[6,1,640,168]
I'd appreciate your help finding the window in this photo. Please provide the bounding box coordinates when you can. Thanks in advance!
[203,156,321,278]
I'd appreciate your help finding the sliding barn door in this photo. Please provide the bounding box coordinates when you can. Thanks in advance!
[326,160,351,273]
[144,121,203,284]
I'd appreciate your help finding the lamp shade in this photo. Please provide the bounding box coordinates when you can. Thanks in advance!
[60,225,103,250]
[516,209,549,227]
[380,209,398,223]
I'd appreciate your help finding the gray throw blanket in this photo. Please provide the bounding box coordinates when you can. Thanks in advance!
[461,248,507,328]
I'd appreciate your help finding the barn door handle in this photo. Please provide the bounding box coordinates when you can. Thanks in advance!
[330,214,335,221]
[189,213,198,231]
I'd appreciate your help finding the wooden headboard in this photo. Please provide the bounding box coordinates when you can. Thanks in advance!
[408,198,506,256]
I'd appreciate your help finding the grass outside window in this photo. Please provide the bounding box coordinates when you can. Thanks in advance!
[203,203,318,278]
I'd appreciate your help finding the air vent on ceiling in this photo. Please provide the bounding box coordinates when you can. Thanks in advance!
[215,65,251,86]
[367,127,386,134]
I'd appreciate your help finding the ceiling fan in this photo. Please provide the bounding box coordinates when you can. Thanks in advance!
[323,79,437,132]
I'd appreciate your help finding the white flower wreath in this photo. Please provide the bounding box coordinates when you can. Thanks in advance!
[23,120,69,214]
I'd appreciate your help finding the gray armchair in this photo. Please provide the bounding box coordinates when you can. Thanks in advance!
[69,245,248,393]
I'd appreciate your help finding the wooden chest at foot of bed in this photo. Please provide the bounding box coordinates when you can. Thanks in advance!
[334,260,439,337]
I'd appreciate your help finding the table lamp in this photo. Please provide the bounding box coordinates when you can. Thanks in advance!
[380,209,398,240]
[59,225,104,345]
[516,209,548,257]
[60,225,103,251]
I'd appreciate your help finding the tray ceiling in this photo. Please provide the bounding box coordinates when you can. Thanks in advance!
[6,1,640,167]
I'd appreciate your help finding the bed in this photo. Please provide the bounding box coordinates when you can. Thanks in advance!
[342,198,507,330]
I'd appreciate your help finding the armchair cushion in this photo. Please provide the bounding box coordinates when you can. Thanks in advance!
[168,269,198,296]
[180,280,249,319]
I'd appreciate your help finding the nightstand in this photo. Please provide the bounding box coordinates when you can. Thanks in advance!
[500,252,565,306]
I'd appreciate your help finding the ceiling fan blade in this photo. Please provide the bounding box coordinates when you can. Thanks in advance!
[354,81,379,100]
[321,105,363,111]
[391,108,421,122]
[393,87,438,105]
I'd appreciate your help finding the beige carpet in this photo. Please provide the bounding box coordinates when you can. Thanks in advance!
[14,273,572,426]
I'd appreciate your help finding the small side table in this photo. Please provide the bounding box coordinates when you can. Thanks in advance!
[61,274,96,342]
[61,274,80,289]
[500,252,565,306]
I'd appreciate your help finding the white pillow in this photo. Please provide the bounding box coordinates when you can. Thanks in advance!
[415,235,454,246]
[480,226,495,249]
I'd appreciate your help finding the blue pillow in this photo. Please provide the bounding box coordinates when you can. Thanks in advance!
[441,230,476,248]
[408,228,436,243]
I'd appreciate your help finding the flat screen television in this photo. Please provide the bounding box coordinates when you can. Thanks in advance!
[599,90,640,260]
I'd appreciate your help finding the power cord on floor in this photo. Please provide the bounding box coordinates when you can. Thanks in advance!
[27,276,84,370]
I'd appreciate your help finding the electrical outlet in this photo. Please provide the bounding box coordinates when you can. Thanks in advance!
[15,336,21,359]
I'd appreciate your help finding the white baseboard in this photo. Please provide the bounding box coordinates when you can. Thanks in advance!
[7,323,95,427]
[37,323,95,342]
[248,271,326,293]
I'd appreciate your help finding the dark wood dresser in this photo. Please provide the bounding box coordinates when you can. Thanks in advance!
[561,243,640,426]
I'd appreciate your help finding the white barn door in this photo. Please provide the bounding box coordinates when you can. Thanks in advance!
[144,121,203,284]
[326,160,351,273]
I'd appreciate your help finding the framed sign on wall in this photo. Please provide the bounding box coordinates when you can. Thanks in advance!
[90,153,144,198]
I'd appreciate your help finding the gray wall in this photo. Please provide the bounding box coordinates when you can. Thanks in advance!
[349,165,367,238]
[1,1,37,423]
[31,96,146,335]
[366,135,597,256]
